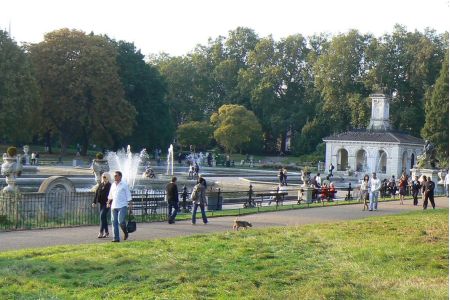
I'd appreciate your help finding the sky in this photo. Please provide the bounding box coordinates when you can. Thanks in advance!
[1,0,448,57]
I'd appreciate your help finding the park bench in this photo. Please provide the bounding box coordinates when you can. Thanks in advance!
[130,195,164,215]
[254,192,288,206]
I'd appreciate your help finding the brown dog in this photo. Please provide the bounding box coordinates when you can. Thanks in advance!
[233,218,252,230]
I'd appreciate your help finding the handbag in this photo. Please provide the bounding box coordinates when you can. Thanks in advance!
[126,209,137,233]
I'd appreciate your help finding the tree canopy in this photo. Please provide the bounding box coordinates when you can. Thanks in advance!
[210,104,263,154]
[28,29,136,154]
[0,30,40,143]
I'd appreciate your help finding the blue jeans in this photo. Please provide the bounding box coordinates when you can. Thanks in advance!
[168,202,179,223]
[111,206,127,241]
[369,191,379,210]
[192,203,208,224]
[99,204,110,234]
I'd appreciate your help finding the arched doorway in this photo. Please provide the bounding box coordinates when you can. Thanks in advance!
[377,150,387,174]
[356,149,368,172]
[337,149,348,171]
[402,151,408,174]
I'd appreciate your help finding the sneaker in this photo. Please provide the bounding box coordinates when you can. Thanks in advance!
[103,232,109,238]
[112,240,120,243]
[191,222,196,225]
[97,233,104,238]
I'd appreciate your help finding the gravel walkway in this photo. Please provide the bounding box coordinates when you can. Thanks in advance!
[0,197,447,252]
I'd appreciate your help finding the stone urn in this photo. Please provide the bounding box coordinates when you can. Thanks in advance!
[91,156,110,191]
[1,153,23,192]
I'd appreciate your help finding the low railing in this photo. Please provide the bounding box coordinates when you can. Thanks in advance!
[0,185,445,231]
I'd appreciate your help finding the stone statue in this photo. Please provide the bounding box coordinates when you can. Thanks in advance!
[418,140,439,169]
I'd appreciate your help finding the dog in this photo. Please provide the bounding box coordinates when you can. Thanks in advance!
[233,218,252,230]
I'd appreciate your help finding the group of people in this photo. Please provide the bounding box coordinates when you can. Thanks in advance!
[188,162,200,179]
[165,176,208,225]
[92,170,132,242]
[310,173,336,202]
[278,168,288,186]
[360,172,436,210]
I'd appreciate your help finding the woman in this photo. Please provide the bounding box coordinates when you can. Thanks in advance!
[360,174,370,207]
[191,177,208,225]
[421,175,428,203]
[92,173,112,238]
[398,174,407,205]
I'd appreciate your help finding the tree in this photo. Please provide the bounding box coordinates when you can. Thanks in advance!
[176,121,213,151]
[313,30,373,132]
[112,40,173,149]
[28,29,136,154]
[421,50,449,166]
[210,104,262,154]
[0,30,40,143]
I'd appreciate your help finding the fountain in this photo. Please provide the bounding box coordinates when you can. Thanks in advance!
[166,144,174,176]
[105,145,142,189]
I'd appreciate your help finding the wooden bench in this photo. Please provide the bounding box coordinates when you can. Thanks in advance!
[254,192,288,206]
[130,196,164,215]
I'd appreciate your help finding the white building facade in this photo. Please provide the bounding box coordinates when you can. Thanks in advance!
[323,94,424,179]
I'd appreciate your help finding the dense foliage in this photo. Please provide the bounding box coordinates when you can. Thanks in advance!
[0,26,448,157]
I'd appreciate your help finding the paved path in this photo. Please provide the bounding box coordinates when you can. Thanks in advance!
[0,197,447,252]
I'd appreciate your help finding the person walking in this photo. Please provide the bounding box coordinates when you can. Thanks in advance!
[411,175,421,206]
[445,171,449,197]
[369,172,381,211]
[108,171,132,242]
[328,163,334,177]
[423,177,436,210]
[360,174,370,208]
[420,175,428,203]
[282,168,288,186]
[166,176,179,224]
[191,177,208,225]
[398,174,407,205]
[92,173,112,238]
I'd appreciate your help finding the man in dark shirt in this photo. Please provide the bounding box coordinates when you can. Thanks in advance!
[166,177,179,224]
[423,177,435,210]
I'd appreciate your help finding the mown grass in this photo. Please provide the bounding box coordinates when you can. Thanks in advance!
[0,209,447,299]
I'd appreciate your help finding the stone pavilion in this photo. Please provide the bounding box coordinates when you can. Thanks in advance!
[323,93,424,179]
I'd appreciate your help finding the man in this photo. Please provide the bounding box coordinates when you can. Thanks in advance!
[328,163,334,177]
[166,176,179,224]
[107,171,132,242]
[423,177,436,210]
[369,172,381,211]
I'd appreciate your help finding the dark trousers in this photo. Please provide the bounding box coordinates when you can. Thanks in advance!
[412,190,419,206]
[99,204,110,233]
[168,202,179,223]
[423,192,435,209]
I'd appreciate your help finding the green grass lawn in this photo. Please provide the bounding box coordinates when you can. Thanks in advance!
[0,210,447,299]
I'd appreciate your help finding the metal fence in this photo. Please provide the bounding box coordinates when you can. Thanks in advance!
[0,184,445,231]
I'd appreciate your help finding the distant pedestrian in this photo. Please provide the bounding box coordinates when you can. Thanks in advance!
[31,152,36,165]
[411,175,421,206]
[191,177,208,225]
[108,171,132,242]
[328,163,334,177]
[388,175,397,199]
[278,169,284,185]
[194,162,200,178]
[423,177,435,210]
[420,175,428,203]
[398,174,407,205]
[92,173,111,238]
[360,174,370,204]
[165,177,179,224]
[369,172,381,211]
[282,168,288,186]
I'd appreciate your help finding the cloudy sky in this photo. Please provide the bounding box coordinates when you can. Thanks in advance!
[1,0,448,56]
